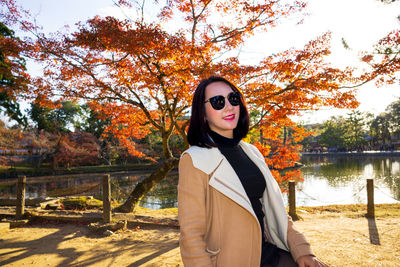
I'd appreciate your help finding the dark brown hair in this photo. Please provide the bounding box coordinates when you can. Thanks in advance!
[187,76,249,147]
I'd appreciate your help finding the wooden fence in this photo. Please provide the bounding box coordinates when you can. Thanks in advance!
[288,179,376,219]
[4,174,112,223]
[3,177,378,221]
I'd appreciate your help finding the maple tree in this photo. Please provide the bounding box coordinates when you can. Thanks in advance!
[0,120,28,167]
[23,130,102,169]
[0,0,33,125]
[0,119,22,153]
[360,29,400,85]
[53,131,101,168]
[19,0,374,212]
[360,0,399,85]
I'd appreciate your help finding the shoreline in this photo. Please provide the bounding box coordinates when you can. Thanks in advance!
[1,203,399,224]
[0,162,158,180]
[2,151,399,180]
[301,151,400,157]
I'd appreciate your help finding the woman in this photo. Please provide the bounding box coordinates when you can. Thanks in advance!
[178,76,328,267]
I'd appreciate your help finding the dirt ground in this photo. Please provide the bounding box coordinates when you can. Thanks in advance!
[295,213,400,267]
[1,210,399,267]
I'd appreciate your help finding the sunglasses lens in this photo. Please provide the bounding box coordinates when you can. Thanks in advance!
[209,96,225,110]
[228,92,240,106]
[206,92,241,110]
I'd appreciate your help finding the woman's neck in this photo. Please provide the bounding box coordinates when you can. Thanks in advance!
[209,130,241,147]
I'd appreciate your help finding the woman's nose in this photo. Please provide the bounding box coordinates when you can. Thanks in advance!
[224,99,234,110]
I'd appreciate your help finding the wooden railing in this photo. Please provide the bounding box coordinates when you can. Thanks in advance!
[6,174,112,223]
[2,176,381,221]
[288,179,376,220]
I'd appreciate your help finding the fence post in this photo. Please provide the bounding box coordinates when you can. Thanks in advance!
[103,174,112,223]
[288,181,298,220]
[367,179,375,217]
[16,176,26,219]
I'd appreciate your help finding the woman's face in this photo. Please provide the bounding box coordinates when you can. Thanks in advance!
[204,81,240,138]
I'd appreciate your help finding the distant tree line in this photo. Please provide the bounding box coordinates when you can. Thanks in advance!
[301,98,400,152]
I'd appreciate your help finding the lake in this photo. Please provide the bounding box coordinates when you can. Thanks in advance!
[0,155,399,209]
[290,155,400,206]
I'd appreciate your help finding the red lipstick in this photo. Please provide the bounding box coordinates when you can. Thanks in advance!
[223,114,235,121]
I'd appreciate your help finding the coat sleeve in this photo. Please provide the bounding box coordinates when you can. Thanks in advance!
[287,215,315,262]
[178,153,213,267]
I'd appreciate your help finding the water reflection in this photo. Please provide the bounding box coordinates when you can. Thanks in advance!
[109,172,179,209]
[293,156,400,206]
[138,173,178,209]
[0,156,399,208]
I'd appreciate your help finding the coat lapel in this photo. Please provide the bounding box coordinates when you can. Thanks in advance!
[183,145,256,218]
[208,157,256,218]
[239,141,289,251]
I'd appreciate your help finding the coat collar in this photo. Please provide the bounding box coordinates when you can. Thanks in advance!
[182,141,258,218]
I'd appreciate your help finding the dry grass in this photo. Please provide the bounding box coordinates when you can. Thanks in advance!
[296,214,400,267]
[292,203,400,267]
[0,223,181,267]
[296,203,400,218]
[135,206,178,217]
[133,203,400,219]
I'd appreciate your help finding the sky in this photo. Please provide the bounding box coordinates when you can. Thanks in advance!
[8,0,400,125]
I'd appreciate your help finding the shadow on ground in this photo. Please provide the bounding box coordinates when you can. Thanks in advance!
[0,222,181,267]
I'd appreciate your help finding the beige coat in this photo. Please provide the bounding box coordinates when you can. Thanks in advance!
[178,141,314,267]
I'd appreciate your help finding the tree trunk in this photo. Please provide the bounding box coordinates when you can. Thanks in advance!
[114,157,179,213]
[162,130,173,159]
[176,122,190,150]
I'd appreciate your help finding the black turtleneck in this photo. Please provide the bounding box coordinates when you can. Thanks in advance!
[209,130,280,266]
[209,130,266,233]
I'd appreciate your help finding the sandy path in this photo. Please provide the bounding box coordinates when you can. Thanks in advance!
[1,214,399,266]
[0,223,182,267]
[295,214,400,267]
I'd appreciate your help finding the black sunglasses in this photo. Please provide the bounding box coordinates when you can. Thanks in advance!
[204,91,241,110]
